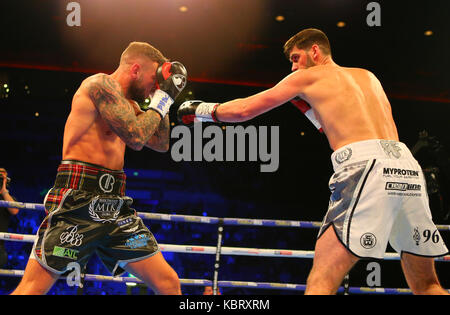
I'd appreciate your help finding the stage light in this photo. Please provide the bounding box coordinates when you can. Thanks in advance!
[179,6,188,12]
[275,15,285,22]
[424,30,433,36]
[337,21,346,28]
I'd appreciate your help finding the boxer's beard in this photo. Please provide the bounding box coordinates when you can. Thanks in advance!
[128,77,147,103]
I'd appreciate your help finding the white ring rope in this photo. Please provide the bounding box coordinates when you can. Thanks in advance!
[1,200,449,230]
[1,232,449,261]
[1,199,449,295]
[1,269,448,295]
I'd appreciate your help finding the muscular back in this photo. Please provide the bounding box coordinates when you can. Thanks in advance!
[300,65,399,151]
[63,74,128,170]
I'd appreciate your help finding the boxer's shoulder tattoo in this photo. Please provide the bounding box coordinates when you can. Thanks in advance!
[86,74,161,150]
[87,74,127,110]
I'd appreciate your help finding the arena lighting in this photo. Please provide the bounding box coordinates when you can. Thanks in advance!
[126,273,138,287]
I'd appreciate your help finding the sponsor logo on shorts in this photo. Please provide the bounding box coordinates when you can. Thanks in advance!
[382,168,419,177]
[117,216,134,228]
[360,233,377,249]
[60,225,84,247]
[88,197,123,223]
[98,173,115,193]
[385,182,421,191]
[335,148,352,164]
[413,227,421,246]
[125,234,150,249]
[52,246,79,260]
[380,140,402,159]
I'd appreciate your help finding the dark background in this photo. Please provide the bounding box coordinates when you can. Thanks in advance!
[0,0,449,295]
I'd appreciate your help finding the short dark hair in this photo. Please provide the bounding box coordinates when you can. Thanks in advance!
[120,42,168,66]
[284,28,331,59]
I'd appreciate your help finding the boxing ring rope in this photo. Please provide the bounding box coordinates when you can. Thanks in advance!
[0,200,323,229]
[0,200,449,295]
[1,200,449,230]
[0,268,425,295]
[2,231,448,261]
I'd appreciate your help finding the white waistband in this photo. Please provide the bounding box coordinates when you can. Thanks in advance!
[331,139,413,171]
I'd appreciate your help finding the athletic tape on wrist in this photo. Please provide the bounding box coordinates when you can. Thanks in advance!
[195,102,219,122]
[148,89,173,118]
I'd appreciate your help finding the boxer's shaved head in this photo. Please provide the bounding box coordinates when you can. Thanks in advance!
[120,42,168,66]
[117,42,168,103]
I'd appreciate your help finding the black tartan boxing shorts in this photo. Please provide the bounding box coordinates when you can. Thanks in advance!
[31,160,160,276]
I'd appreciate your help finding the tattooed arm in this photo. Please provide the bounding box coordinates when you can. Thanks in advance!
[86,74,162,151]
[145,114,170,152]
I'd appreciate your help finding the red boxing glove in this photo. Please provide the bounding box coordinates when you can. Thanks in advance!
[290,97,323,133]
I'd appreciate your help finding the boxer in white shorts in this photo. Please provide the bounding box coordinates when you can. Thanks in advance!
[320,139,447,259]
[177,28,449,294]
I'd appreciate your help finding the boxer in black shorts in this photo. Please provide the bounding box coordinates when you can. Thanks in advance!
[32,160,160,277]
[12,42,187,295]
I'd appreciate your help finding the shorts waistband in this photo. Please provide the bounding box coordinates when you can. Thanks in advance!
[331,139,413,171]
[53,160,126,196]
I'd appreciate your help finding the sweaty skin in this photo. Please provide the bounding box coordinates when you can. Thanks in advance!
[215,46,398,151]
[63,72,170,170]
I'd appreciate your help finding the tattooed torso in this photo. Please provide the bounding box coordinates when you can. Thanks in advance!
[62,73,169,170]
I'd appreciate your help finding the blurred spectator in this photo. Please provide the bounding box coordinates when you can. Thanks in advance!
[0,168,19,267]
[411,131,450,222]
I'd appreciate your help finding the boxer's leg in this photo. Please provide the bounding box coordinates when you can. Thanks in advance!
[401,253,448,295]
[124,252,181,295]
[10,258,59,295]
[305,226,359,295]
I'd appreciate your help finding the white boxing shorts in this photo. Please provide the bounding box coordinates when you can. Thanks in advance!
[318,139,449,259]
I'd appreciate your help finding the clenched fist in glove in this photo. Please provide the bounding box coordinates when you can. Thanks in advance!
[147,61,187,118]
[177,100,220,127]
